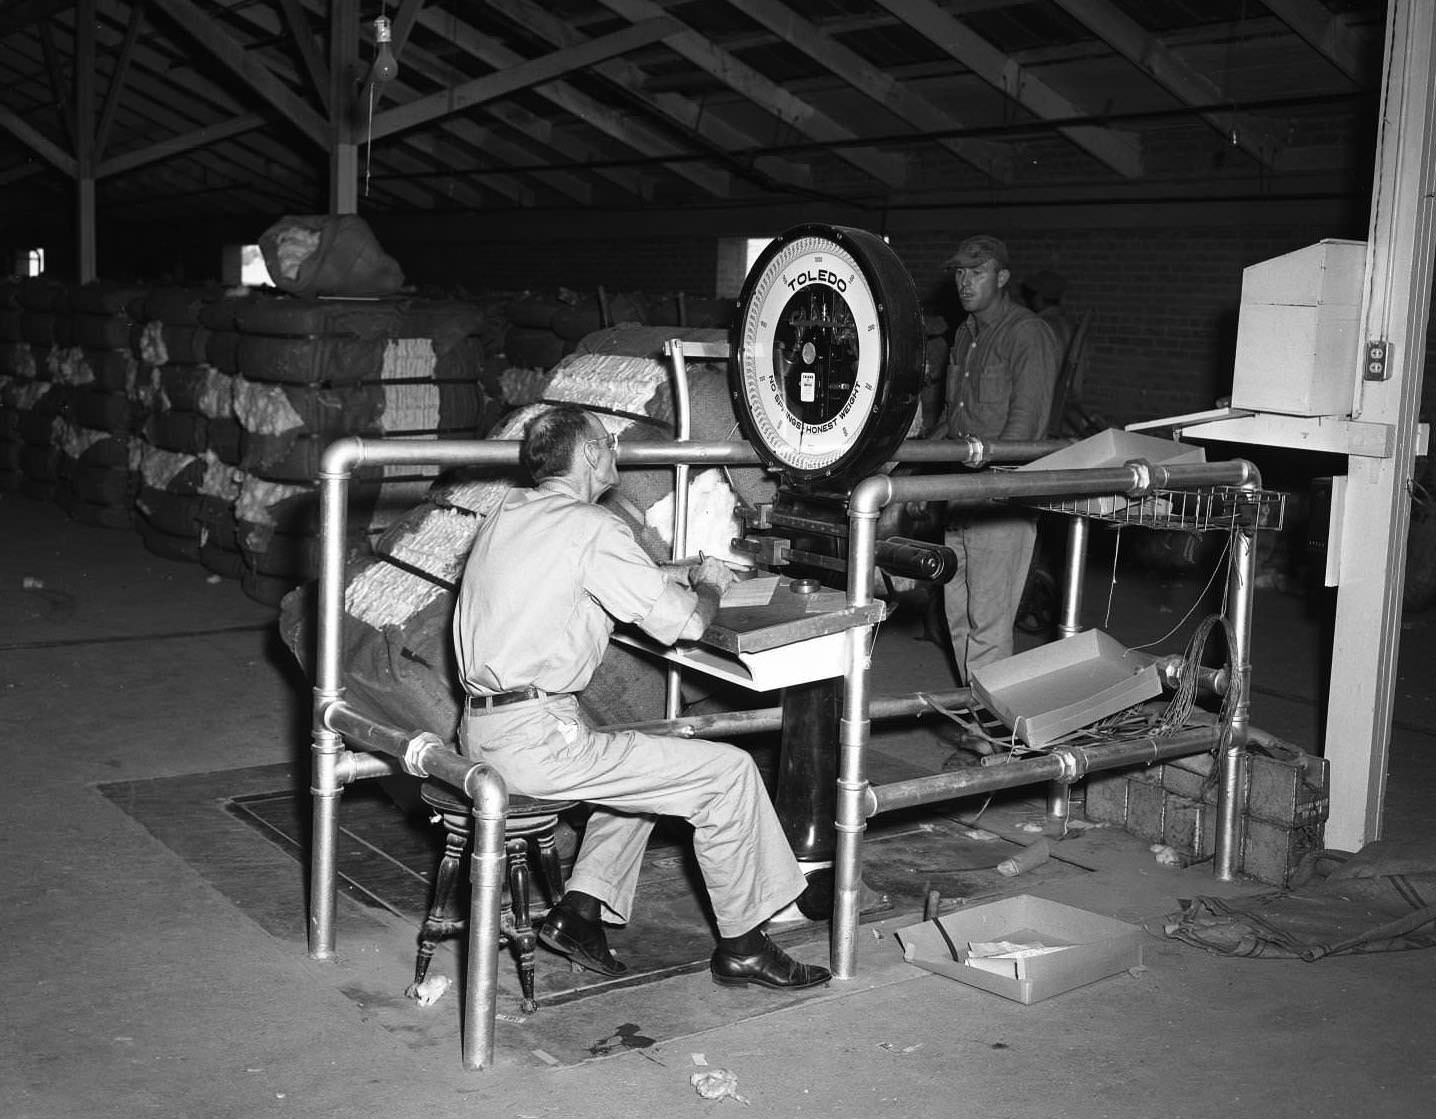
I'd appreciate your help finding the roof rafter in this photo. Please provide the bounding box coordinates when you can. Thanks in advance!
[594,0,908,191]
[404,2,729,199]
[483,0,813,192]
[1260,0,1366,83]
[0,101,77,176]
[723,0,1013,183]
[370,18,680,141]
[875,0,1143,178]
[152,0,328,148]
[1051,0,1283,167]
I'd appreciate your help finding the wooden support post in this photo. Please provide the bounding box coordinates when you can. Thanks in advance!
[329,0,359,214]
[1323,0,1436,849]
[75,0,96,281]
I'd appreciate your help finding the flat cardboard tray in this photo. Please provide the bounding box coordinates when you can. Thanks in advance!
[971,630,1161,748]
[1015,427,1206,515]
[895,894,1145,1005]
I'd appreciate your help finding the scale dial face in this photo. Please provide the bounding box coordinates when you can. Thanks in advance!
[730,225,922,486]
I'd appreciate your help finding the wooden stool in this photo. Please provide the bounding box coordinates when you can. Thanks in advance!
[411,779,576,1013]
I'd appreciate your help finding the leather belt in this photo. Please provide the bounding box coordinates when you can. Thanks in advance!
[466,685,552,712]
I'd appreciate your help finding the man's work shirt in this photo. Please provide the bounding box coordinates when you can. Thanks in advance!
[453,483,696,696]
[939,298,1060,442]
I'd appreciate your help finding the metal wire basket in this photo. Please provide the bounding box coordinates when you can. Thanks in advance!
[1028,486,1286,533]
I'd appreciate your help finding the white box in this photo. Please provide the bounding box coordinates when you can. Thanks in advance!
[970,629,1161,748]
[1017,428,1205,515]
[896,894,1145,1004]
[1231,238,1365,417]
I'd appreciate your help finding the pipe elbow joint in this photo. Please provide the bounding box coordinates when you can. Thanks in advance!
[320,435,366,479]
[462,764,507,818]
[849,474,894,518]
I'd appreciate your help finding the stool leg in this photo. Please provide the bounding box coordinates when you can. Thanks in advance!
[411,818,468,992]
[533,822,566,908]
[505,836,539,1014]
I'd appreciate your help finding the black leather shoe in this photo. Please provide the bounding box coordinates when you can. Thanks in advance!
[538,902,627,977]
[710,936,831,991]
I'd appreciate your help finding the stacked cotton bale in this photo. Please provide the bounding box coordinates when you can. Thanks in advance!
[224,293,496,605]
[643,292,736,329]
[500,288,647,373]
[130,284,244,563]
[46,281,150,528]
[8,278,70,503]
[0,279,25,492]
[503,323,775,563]
[189,291,256,580]
[278,323,775,740]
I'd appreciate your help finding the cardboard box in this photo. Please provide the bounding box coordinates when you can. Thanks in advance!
[1231,239,1365,417]
[971,630,1161,748]
[896,894,1144,1005]
[1016,428,1206,515]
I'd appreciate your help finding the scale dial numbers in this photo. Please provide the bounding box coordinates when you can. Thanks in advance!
[730,225,923,486]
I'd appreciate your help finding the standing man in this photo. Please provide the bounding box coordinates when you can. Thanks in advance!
[934,236,1061,687]
[453,404,830,991]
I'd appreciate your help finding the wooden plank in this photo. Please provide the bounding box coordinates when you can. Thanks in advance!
[370,19,680,141]
[877,0,1143,178]
[97,113,266,177]
[278,0,329,113]
[1262,0,1368,82]
[1324,0,1436,849]
[154,0,328,148]
[0,101,76,175]
[596,0,909,189]
[94,0,145,159]
[725,0,1012,183]
[484,0,814,190]
[1051,0,1282,167]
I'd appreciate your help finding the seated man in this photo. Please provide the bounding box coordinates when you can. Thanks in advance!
[452,403,830,991]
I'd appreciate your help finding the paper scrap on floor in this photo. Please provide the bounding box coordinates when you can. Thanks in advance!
[963,932,1073,978]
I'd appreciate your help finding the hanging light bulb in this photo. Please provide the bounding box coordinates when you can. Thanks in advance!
[371,14,399,84]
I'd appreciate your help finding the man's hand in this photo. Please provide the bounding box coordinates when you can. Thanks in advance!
[688,555,736,596]
[677,556,736,641]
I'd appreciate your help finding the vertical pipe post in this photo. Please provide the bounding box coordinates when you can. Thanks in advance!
[664,340,693,720]
[461,786,508,1071]
[309,462,352,959]
[1058,513,1089,638]
[833,487,883,978]
[1214,484,1258,879]
[1048,513,1090,825]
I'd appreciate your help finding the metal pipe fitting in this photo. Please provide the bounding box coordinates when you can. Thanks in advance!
[600,687,974,740]
[867,725,1220,817]
[1058,515,1089,639]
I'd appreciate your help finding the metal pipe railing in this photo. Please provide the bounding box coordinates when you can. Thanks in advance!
[835,456,1262,977]
[310,431,1263,1055]
[869,725,1220,814]
[309,437,771,1070]
[603,687,974,739]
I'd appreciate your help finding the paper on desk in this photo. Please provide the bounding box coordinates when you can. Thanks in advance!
[721,575,779,607]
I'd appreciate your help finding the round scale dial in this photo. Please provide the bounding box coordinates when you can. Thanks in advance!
[730,224,922,486]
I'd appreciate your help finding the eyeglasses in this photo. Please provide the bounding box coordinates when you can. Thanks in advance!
[586,431,619,453]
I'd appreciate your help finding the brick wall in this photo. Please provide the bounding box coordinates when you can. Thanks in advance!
[888,224,1380,429]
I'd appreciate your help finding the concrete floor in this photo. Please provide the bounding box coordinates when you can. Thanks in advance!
[3,490,1434,1119]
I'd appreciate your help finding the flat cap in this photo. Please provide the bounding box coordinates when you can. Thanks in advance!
[943,234,1010,271]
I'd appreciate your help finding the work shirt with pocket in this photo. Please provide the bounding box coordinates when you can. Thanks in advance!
[939,298,1060,442]
[453,481,695,697]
